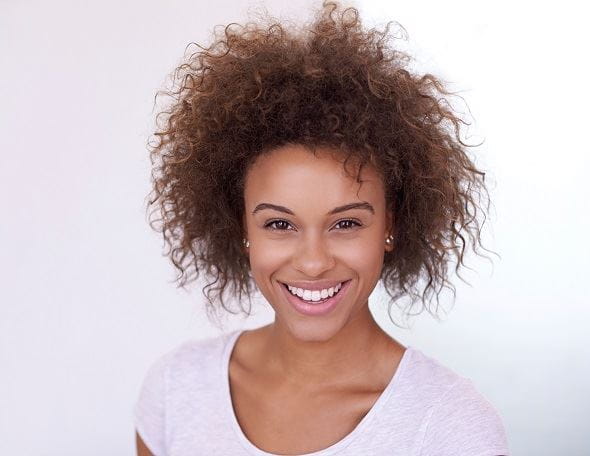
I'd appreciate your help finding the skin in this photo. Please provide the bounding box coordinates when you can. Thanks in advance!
[136,143,406,455]
[136,432,151,456]
[231,144,406,453]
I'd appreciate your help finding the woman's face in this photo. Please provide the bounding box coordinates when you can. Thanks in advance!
[243,144,394,341]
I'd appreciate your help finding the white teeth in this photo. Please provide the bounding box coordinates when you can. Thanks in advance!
[286,282,344,302]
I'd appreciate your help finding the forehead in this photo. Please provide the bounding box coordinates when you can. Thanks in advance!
[244,144,384,207]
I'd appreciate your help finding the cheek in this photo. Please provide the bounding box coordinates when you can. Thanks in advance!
[249,241,289,281]
[340,235,385,275]
[248,233,385,282]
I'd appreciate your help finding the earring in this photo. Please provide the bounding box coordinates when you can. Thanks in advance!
[385,235,394,245]
[242,238,250,248]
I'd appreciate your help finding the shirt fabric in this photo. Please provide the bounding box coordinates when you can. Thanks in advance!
[133,329,510,456]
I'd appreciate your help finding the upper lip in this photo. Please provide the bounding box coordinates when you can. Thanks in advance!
[280,279,349,291]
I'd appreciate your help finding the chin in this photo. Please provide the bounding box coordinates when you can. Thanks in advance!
[275,307,352,343]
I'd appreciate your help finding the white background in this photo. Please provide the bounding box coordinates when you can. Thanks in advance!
[1,0,588,454]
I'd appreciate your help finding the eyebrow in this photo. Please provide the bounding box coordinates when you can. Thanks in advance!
[252,201,375,216]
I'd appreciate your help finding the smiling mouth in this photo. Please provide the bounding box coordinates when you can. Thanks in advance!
[279,279,351,304]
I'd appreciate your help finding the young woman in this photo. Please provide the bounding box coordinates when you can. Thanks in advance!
[134,2,509,455]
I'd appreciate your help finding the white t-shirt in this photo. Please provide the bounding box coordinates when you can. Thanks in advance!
[133,329,509,455]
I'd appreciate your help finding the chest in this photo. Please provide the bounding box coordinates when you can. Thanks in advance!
[228,367,381,455]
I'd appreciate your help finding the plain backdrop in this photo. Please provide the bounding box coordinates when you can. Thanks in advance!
[1,0,588,454]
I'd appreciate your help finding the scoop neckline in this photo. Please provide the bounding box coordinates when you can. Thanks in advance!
[220,328,413,456]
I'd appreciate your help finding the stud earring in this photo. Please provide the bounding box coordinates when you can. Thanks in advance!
[242,238,250,248]
[385,235,394,245]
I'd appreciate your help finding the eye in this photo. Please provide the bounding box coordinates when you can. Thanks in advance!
[263,218,362,231]
[334,219,362,230]
[264,219,294,231]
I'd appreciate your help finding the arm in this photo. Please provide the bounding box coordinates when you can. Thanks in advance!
[136,431,154,456]
[134,350,172,456]
[421,379,510,456]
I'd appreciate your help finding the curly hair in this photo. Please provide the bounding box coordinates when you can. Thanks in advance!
[146,1,493,327]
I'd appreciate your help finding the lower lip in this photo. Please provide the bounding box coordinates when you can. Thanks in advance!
[280,280,352,317]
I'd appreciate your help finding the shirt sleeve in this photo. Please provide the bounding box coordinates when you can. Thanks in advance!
[133,351,172,456]
[420,378,510,456]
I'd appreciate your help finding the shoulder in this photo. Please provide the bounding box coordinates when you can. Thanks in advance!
[144,330,236,379]
[133,331,239,455]
[403,348,465,393]
[405,349,509,456]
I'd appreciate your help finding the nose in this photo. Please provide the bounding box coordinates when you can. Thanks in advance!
[291,232,336,277]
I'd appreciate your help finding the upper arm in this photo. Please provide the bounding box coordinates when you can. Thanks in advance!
[136,431,154,456]
[134,352,172,456]
[421,379,510,456]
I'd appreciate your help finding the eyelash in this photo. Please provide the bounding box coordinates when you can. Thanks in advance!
[263,219,362,231]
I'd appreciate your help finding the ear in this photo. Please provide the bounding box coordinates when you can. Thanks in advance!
[384,205,395,253]
[386,208,393,234]
[241,211,248,237]
[241,211,249,253]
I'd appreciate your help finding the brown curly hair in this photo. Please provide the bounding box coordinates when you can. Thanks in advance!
[146,1,493,326]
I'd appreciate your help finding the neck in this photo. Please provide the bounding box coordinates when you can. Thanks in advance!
[261,306,393,392]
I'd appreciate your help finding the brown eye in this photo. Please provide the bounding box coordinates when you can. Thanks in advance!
[334,219,362,230]
[264,220,293,231]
